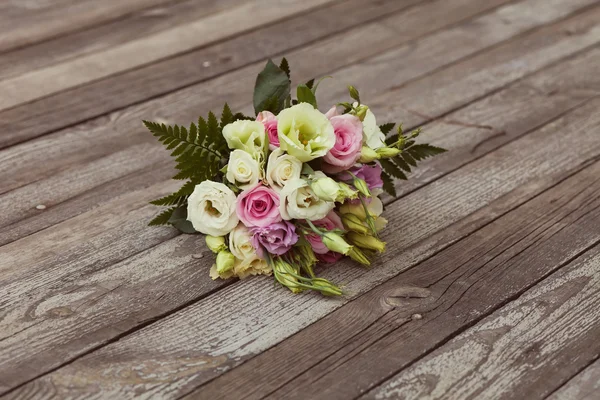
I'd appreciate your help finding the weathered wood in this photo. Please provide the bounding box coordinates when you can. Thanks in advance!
[6,95,600,399]
[2,10,600,393]
[0,0,244,81]
[0,0,510,148]
[547,359,600,400]
[0,0,337,112]
[362,244,600,400]
[0,0,177,53]
[185,114,600,400]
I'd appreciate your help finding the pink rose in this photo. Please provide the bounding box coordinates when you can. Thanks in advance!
[317,251,343,264]
[251,221,298,259]
[237,184,281,227]
[322,106,363,173]
[305,211,344,254]
[257,111,279,150]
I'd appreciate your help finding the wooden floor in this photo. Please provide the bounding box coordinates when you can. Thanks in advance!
[1,0,600,398]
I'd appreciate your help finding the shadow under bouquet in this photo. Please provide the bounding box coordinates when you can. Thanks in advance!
[144,58,445,296]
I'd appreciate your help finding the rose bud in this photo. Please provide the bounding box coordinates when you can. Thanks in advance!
[348,246,371,266]
[205,235,226,253]
[216,250,235,273]
[376,147,401,158]
[358,146,380,163]
[347,232,386,253]
[341,213,369,234]
[322,232,353,255]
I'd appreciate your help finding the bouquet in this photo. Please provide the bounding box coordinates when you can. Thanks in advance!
[143,58,445,296]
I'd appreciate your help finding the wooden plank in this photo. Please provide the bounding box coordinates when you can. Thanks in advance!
[0,0,246,81]
[547,359,600,400]
[0,0,510,149]
[0,0,178,53]
[6,93,600,399]
[1,0,593,200]
[182,106,600,400]
[1,0,598,393]
[0,0,338,112]
[362,245,600,400]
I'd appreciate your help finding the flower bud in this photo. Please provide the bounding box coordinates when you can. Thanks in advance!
[358,146,380,163]
[347,232,386,253]
[348,246,370,266]
[341,213,369,234]
[353,177,371,198]
[354,105,369,121]
[273,258,303,293]
[215,250,235,273]
[376,147,401,158]
[339,182,359,201]
[205,235,227,253]
[322,232,353,255]
[312,278,343,296]
[339,202,367,220]
[310,177,341,202]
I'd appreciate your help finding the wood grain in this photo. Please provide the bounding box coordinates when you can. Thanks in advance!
[184,106,600,400]
[6,95,600,399]
[0,0,337,112]
[0,0,179,53]
[0,0,510,148]
[547,359,600,400]
[362,244,600,400]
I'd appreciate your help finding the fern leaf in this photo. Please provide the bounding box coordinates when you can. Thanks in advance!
[393,156,411,173]
[150,181,195,206]
[279,57,291,79]
[379,159,407,180]
[148,207,177,226]
[402,152,417,167]
[381,172,397,197]
[221,103,234,128]
[406,144,447,160]
[380,123,395,134]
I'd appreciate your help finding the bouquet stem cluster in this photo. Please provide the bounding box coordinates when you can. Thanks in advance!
[144,58,445,296]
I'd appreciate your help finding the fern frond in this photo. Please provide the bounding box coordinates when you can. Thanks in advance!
[379,159,407,180]
[148,207,177,226]
[381,172,397,197]
[405,144,447,160]
[279,57,291,79]
[150,181,195,206]
[380,123,395,134]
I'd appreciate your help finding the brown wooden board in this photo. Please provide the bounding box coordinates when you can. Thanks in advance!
[547,359,600,400]
[6,92,600,400]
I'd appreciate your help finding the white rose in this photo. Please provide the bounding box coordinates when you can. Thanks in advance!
[228,223,258,266]
[186,181,238,236]
[266,148,302,192]
[222,120,267,159]
[279,178,334,221]
[226,149,260,189]
[277,103,335,162]
[355,102,386,149]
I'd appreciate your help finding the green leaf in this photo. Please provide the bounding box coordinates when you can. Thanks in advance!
[406,144,447,160]
[380,123,395,134]
[392,155,411,173]
[311,76,331,95]
[168,205,197,234]
[220,103,234,128]
[279,57,291,79]
[379,159,407,180]
[253,59,290,115]
[297,84,318,108]
[381,172,397,197]
[148,207,177,226]
[305,78,315,89]
[150,181,195,206]
[402,152,417,167]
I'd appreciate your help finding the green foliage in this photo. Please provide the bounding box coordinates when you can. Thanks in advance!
[379,125,447,197]
[253,59,291,115]
[379,123,395,134]
[297,84,317,108]
[168,205,197,234]
[348,85,360,103]
[279,57,291,79]
[144,103,242,226]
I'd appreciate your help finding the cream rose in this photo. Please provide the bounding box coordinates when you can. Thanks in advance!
[266,148,302,192]
[226,149,260,189]
[277,103,335,162]
[228,223,258,266]
[357,103,386,149]
[279,178,334,221]
[187,181,238,236]
[222,120,267,159]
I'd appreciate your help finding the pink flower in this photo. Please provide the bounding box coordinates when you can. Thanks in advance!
[322,106,363,173]
[317,251,343,264]
[236,184,281,227]
[305,211,344,254]
[339,163,384,191]
[257,111,279,150]
[251,221,298,258]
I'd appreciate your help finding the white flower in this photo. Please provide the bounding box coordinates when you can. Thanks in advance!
[277,103,335,162]
[356,102,386,149]
[228,223,258,266]
[222,120,267,159]
[226,149,261,189]
[266,148,302,192]
[279,178,334,221]
[186,181,238,236]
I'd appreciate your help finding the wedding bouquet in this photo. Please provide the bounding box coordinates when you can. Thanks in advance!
[143,58,445,295]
